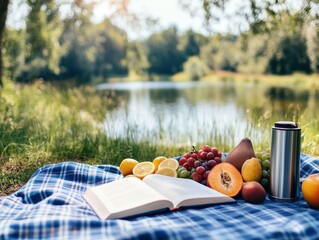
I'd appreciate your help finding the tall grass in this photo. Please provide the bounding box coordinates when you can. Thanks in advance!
[0,80,183,195]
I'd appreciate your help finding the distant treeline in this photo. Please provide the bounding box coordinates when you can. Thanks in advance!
[3,1,319,84]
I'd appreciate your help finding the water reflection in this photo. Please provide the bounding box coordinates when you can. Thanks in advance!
[266,86,309,119]
[149,87,180,104]
[98,81,316,147]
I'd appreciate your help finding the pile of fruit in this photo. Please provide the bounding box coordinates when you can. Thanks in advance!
[217,137,268,203]
[177,145,223,186]
[119,137,319,208]
[119,157,179,180]
[118,138,268,204]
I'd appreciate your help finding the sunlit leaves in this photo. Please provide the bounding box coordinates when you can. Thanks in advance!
[25,0,63,76]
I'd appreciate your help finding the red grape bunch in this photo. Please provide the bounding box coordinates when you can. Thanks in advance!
[177,145,223,186]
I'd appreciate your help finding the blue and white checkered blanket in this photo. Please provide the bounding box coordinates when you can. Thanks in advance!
[1,153,319,239]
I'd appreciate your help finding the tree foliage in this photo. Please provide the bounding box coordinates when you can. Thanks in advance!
[183,56,208,80]
[96,20,128,77]
[200,34,239,72]
[24,0,63,78]
[146,27,185,75]
[0,0,9,87]
[127,42,149,77]
[59,0,98,84]
[0,0,319,85]
[3,29,25,79]
[267,33,311,74]
[178,30,207,57]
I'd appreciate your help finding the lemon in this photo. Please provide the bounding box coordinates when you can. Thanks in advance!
[119,158,139,176]
[132,162,155,179]
[124,174,139,179]
[155,167,177,177]
[153,156,167,172]
[158,158,179,171]
[241,157,262,182]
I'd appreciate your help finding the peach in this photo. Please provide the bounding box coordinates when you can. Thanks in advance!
[242,181,266,204]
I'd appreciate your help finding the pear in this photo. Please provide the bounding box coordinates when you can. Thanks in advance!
[224,137,256,172]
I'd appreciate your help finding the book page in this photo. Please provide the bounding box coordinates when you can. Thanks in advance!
[83,177,174,219]
[142,174,235,208]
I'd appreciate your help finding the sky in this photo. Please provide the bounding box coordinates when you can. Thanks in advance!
[93,0,210,39]
[6,0,242,40]
[93,0,242,40]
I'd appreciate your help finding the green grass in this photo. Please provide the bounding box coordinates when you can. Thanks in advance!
[0,80,185,196]
[1,74,319,196]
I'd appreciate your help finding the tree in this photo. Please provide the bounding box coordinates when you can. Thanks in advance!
[200,34,239,72]
[305,21,319,73]
[16,0,64,82]
[239,6,317,74]
[95,20,128,78]
[178,30,207,57]
[59,0,98,84]
[0,0,9,87]
[146,27,185,75]
[60,1,129,84]
[267,33,311,74]
[183,56,208,80]
[236,33,269,74]
[127,41,149,78]
[3,28,25,80]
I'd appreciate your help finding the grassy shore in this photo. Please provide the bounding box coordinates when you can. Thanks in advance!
[1,73,319,196]
[0,80,184,196]
[173,71,319,89]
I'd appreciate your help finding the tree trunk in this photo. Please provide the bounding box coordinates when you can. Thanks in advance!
[0,0,10,87]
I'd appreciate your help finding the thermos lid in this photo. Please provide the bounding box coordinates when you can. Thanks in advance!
[274,121,299,129]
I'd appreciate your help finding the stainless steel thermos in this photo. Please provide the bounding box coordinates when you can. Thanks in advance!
[270,121,301,202]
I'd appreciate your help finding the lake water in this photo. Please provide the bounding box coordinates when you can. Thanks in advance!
[98,81,318,148]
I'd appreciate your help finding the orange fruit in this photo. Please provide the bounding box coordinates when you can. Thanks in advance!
[153,156,167,171]
[302,173,319,209]
[158,158,179,171]
[132,162,155,179]
[155,167,177,178]
[119,158,139,176]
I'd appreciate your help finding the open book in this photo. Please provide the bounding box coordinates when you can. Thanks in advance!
[82,174,235,220]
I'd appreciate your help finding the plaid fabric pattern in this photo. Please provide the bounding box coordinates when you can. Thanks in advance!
[0,153,319,240]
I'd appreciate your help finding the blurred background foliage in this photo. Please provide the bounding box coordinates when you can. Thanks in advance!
[0,0,318,86]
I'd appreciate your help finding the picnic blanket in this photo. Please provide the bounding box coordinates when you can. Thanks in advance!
[0,154,319,240]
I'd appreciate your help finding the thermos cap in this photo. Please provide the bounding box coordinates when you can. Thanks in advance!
[273,121,299,130]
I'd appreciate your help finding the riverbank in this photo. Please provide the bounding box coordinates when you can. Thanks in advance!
[172,71,319,89]
[1,73,319,196]
[108,71,319,90]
